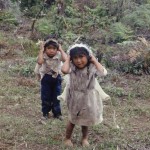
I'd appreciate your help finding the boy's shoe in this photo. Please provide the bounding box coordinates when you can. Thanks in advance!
[54,115,63,121]
[42,116,48,120]
[47,112,52,118]
[41,114,49,120]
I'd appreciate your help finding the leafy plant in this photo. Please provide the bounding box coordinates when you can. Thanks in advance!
[0,11,18,26]
[122,4,150,29]
[19,0,41,11]
[109,22,134,43]
[35,18,56,36]
[8,58,37,77]
[105,86,125,97]
[19,38,39,57]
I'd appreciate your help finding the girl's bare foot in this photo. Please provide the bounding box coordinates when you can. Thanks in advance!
[81,139,90,147]
[64,139,73,147]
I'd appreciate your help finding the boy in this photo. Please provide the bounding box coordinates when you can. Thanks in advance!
[35,38,67,120]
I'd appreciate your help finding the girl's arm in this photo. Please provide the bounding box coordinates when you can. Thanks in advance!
[90,55,107,76]
[58,44,67,62]
[37,41,44,65]
[61,56,70,74]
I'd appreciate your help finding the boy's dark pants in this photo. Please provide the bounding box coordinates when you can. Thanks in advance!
[41,74,62,117]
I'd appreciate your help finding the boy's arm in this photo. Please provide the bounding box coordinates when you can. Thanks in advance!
[90,55,107,76]
[61,56,70,74]
[37,41,44,65]
[59,44,67,62]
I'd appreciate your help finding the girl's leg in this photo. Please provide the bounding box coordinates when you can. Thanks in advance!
[81,126,89,147]
[64,121,75,147]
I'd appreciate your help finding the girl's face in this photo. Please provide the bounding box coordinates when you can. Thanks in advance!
[45,45,57,57]
[72,54,88,69]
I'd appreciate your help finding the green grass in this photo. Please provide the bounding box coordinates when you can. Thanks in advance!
[0,38,150,150]
[1,65,150,150]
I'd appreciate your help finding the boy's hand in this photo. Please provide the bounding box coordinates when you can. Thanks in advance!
[39,41,44,52]
[36,40,44,52]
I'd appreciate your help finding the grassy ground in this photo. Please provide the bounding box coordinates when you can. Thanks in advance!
[0,33,150,150]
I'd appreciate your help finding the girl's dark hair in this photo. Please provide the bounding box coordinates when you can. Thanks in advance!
[44,39,59,50]
[70,47,90,61]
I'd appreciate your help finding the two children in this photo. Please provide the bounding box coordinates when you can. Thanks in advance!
[35,40,109,146]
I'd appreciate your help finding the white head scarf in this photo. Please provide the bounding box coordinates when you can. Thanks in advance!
[67,43,93,55]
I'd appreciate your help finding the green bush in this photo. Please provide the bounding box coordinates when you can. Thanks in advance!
[23,5,42,17]
[109,22,134,43]
[105,86,126,97]
[122,4,150,29]
[19,38,39,57]
[103,47,146,75]
[35,18,57,36]
[0,11,18,26]
[35,5,65,36]
[8,58,36,77]
[19,0,41,11]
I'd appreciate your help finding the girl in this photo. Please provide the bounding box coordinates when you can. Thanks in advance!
[61,44,108,147]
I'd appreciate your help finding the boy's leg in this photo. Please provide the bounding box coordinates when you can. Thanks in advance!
[81,126,89,147]
[64,121,75,147]
[41,75,52,118]
[52,75,62,118]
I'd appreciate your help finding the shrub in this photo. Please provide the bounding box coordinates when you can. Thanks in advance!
[122,4,150,29]
[35,18,57,36]
[21,38,39,57]
[8,58,36,77]
[0,11,18,26]
[109,22,134,43]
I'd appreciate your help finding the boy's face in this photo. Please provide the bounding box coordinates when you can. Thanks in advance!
[45,45,57,57]
[72,54,88,69]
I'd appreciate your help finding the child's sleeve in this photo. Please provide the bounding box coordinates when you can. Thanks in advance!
[91,64,107,77]
[96,67,107,76]
[57,52,62,61]
[34,63,41,75]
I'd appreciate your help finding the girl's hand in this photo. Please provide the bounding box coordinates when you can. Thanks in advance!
[58,44,68,61]
[66,55,70,61]
[90,55,98,64]
[61,55,71,74]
